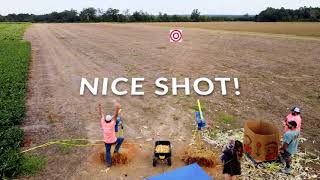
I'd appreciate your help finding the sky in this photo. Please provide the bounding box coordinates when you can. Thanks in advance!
[0,0,319,15]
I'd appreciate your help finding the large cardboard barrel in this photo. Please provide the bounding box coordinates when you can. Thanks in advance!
[243,120,280,162]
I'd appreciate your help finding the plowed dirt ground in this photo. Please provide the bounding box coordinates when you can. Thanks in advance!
[23,23,320,179]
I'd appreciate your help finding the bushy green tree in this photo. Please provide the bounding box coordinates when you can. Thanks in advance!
[102,8,120,22]
[131,10,153,22]
[60,9,79,22]
[191,9,201,22]
[80,7,97,22]
[256,6,320,22]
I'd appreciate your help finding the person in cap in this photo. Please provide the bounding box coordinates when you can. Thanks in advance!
[99,102,124,168]
[284,106,302,132]
[279,120,300,174]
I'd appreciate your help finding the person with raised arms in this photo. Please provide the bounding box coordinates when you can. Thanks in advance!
[99,101,124,169]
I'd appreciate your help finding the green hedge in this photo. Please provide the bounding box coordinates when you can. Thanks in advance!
[0,127,24,154]
[0,150,22,178]
[0,23,31,178]
[0,41,30,127]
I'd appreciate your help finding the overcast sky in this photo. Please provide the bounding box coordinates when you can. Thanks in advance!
[0,0,319,15]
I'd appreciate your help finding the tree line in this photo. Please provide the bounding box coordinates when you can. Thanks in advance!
[0,8,253,23]
[256,7,320,22]
[0,6,319,23]
[0,7,320,23]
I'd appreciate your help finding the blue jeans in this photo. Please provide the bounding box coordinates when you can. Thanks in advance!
[105,137,124,167]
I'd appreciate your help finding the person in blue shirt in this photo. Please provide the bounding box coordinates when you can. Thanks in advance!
[279,120,300,174]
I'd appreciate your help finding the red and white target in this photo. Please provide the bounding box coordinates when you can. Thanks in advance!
[170,29,183,42]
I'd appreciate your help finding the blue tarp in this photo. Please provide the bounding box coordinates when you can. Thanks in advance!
[145,163,213,180]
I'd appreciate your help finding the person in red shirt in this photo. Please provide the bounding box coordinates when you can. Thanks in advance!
[99,102,124,168]
[284,106,302,132]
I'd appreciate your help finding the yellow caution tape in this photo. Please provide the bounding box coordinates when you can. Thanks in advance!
[22,108,141,153]
[21,138,153,153]
[21,139,104,153]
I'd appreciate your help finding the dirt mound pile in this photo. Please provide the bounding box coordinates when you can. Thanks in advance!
[93,143,137,166]
[182,146,218,168]
[98,151,130,165]
[112,152,129,165]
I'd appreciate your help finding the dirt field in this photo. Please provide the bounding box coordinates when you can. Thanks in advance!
[151,22,320,37]
[23,23,320,179]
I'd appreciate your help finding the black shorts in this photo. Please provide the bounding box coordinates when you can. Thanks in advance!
[280,150,291,162]
[223,160,241,176]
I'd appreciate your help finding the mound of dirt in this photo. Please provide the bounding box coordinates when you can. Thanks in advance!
[92,143,137,166]
[98,151,130,165]
[112,152,129,165]
[182,146,218,168]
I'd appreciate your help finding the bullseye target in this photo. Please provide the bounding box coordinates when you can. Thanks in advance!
[170,29,182,42]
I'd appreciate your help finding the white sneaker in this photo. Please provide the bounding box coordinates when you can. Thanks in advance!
[280,167,291,174]
[105,168,110,174]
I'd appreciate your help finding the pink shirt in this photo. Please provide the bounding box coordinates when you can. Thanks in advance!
[101,118,117,144]
[285,114,301,132]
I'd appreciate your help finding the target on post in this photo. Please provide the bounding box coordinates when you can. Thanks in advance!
[169,29,183,42]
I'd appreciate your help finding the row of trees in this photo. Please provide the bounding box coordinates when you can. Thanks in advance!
[256,7,320,22]
[0,7,319,23]
[0,8,253,23]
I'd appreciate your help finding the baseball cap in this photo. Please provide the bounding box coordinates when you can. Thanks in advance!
[105,115,113,122]
[291,107,300,113]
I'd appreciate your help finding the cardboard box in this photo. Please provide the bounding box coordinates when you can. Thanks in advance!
[243,120,280,162]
